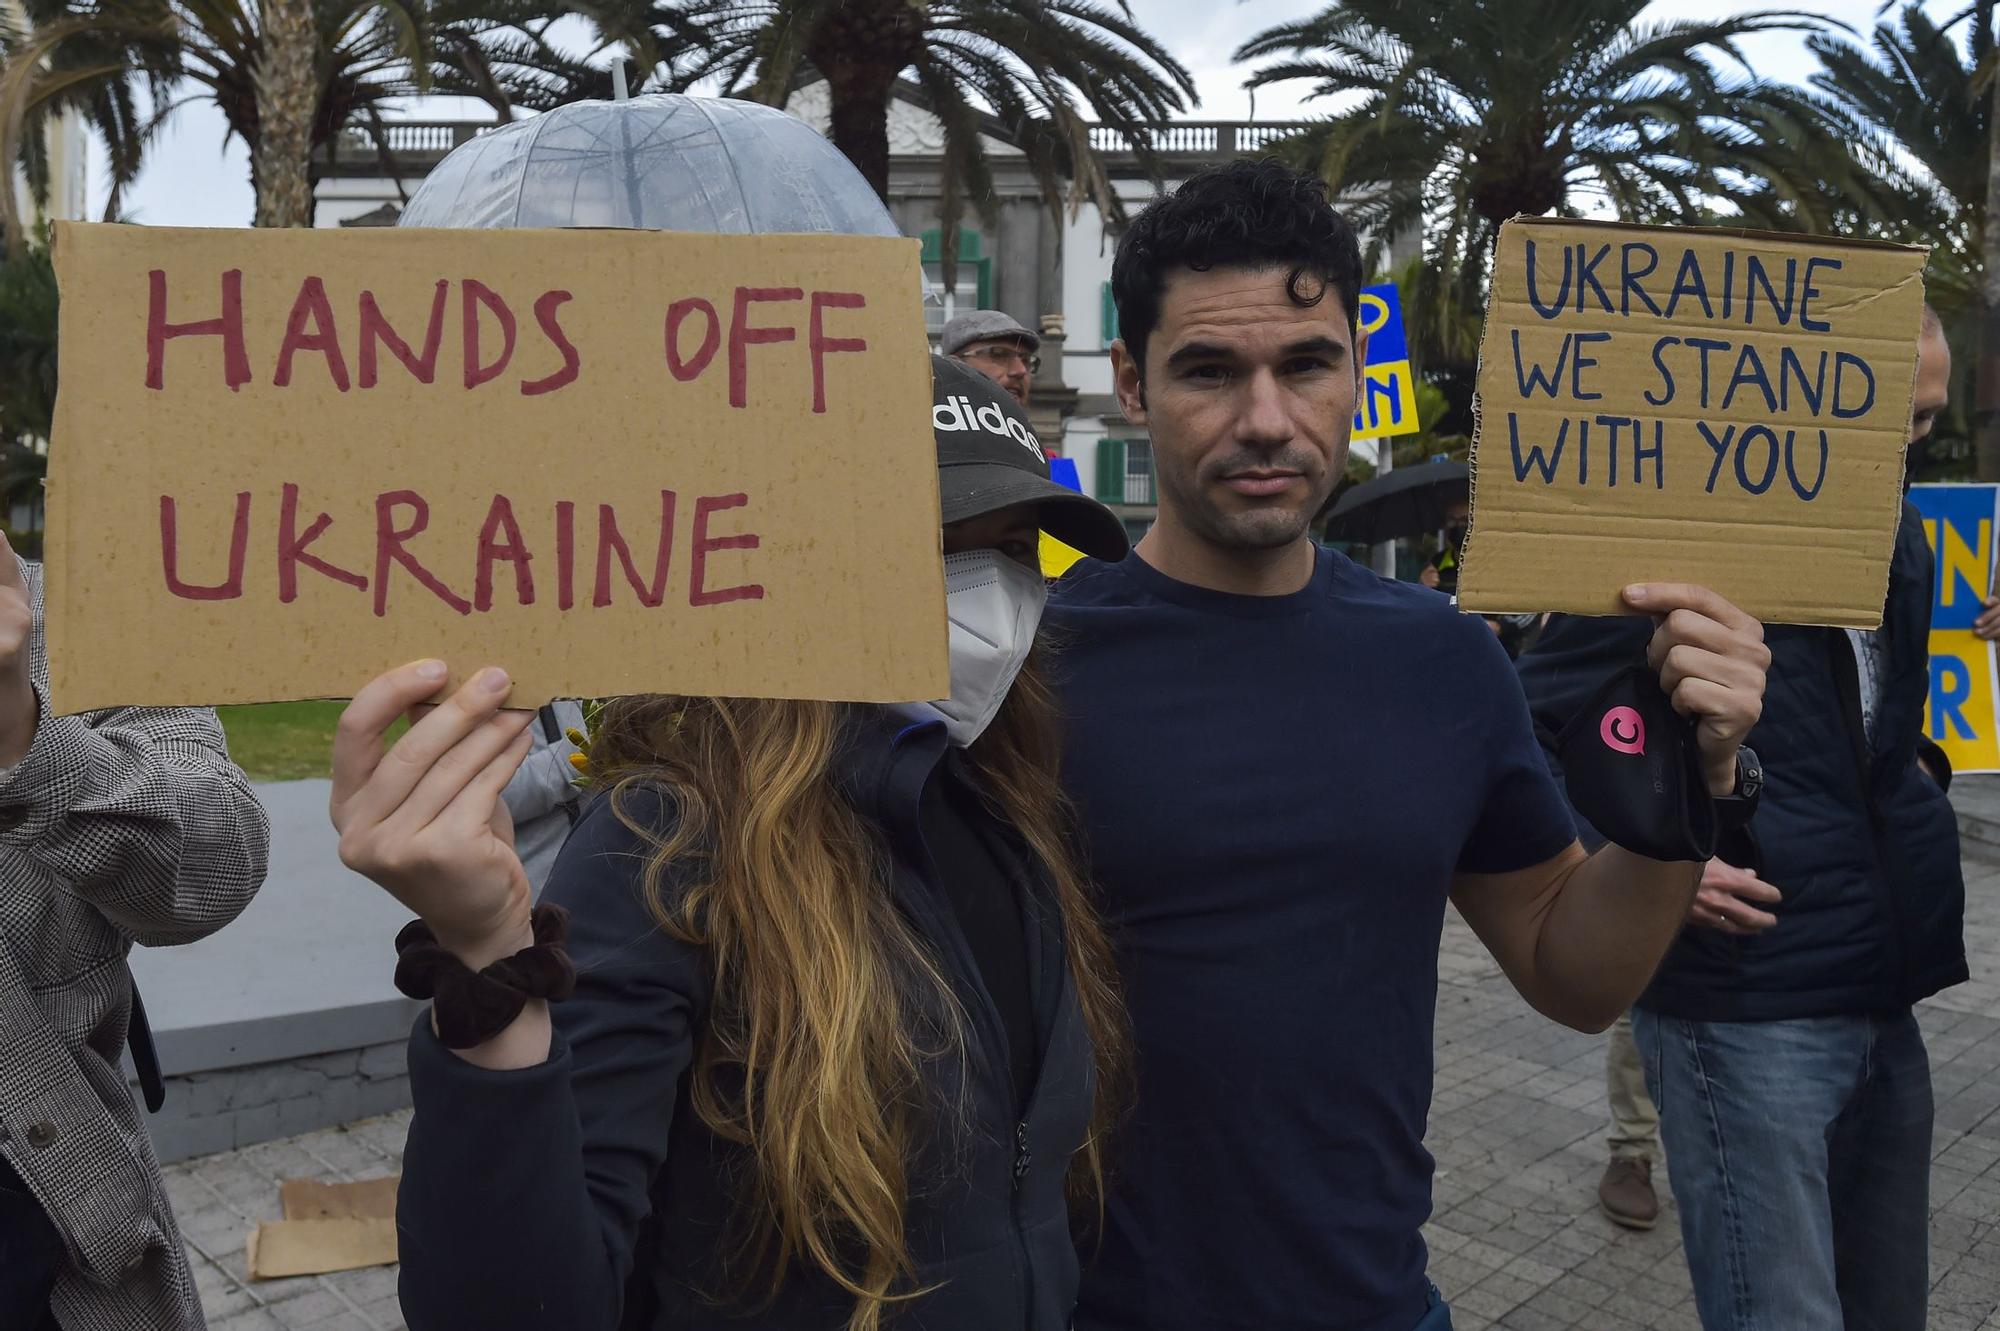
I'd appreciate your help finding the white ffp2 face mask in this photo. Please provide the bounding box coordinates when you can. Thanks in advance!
[914,549,1049,747]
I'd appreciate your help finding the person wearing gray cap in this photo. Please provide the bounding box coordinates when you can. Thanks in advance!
[331,116,1137,1324]
[941,309,1041,406]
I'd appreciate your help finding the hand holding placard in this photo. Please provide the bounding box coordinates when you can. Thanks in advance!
[0,532,36,765]
[1460,218,1927,628]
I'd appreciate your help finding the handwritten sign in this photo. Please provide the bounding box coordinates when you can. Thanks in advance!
[45,223,945,712]
[1910,484,2000,773]
[1459,218,1926,627]
[1352,282,1420,444]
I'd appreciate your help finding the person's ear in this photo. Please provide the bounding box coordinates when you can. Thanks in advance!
[1110,339,1148,426]
[1351,324,1369,397]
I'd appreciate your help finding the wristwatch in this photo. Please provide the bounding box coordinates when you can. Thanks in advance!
[1712,745,1763,829]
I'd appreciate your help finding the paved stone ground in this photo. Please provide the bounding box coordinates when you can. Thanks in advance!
[169,861,2000,1331]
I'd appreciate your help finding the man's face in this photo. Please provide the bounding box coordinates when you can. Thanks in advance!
[956,337,1036,406]
[1111,265,1362,553]
[1911,324,1951,446]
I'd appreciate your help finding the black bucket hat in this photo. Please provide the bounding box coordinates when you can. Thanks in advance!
[930,354,1129,562]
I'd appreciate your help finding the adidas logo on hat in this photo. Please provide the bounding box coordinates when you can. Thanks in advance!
[932,394,1046,463]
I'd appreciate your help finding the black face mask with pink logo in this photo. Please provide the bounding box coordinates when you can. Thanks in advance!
[1549,664,1716,863]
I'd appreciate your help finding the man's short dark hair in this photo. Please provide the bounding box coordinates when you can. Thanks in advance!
[1111,159,1364,375]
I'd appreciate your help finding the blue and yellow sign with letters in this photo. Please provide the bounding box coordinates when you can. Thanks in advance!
[1352,283,1421,443]
[1910,484,2000,773]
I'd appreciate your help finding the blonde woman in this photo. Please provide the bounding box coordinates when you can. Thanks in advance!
[330,357,1131,1331]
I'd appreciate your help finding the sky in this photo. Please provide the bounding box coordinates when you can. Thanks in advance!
[104,0,1908,230]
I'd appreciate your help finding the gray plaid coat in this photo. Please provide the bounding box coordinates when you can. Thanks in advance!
[0,559,270,1330]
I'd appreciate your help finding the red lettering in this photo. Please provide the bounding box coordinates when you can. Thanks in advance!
[160,492,250,600]
[555,500,576,611]
[278,483,366,601]
[272,276,350,391]
[664,297,720,381]
[728,287,802,408]
[358,280,448,387]
[474,495,536,611]
[808,291,867,414]
[373,490,472,617]
[689,493,763,607]
[521,291,580,396]
[462,280,516,389]
[593,491,677,608]
[147,269,251,391]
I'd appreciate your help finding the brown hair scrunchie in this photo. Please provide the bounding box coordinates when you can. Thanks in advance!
[394,904,578,1048]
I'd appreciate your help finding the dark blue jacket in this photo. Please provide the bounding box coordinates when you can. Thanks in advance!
[1515,505,1967,1021]
[395,710,1095,1330]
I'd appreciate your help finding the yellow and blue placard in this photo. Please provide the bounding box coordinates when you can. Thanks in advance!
[1040,456,1090,577]
[1910,484,2000,773]
[1353,283,1421,443]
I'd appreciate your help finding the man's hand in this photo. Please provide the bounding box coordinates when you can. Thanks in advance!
[0,533,38,767]
[1975,596,2000,640]
[1626,584,1769,796]
[1689,860,1781,935]
[1419,564,1441,589]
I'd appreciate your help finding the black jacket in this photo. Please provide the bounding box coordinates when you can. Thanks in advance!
[1515,504,1967,1022]
[396,710,1095,1330]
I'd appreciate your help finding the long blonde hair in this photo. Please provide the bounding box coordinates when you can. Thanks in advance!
[587,649,1128,1331]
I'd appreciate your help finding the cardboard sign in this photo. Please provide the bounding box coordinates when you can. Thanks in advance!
[1460,218,1926,627]
[1352,282,1421,443]
[45,223,946,712]
[1910,484,2000,773]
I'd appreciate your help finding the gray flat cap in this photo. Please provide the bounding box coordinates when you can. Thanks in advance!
[940,309,1041,356]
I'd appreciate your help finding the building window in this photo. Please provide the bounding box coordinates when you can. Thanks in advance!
[921,228,992,339]
[1095,439,1154,505]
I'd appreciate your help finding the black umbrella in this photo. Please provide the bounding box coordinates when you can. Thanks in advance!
[1319,459,1469,546]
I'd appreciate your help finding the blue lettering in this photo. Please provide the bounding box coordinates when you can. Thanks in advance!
[1635,419,1665,489]
[1785,428,1829,501]
[1621,243,1662,316]
[1743,255,1797,326]
[1697,420,1734,493]
[1646,335,1679,406]
[1511,329,1574,399]
[1685,336,1730,408]
[1722,342,1777,413]
[1832,352,1876,418]
[1735,424,1781,495]
[1778,346,1826,416]
[1666,249,1713,320]
[1571,331,1611,401]
[1524,239,1571,319]
[1509,413,1568,483]
[1575,243,1614,313]
[1932,655,1974,740]
[1799,256,1840,332]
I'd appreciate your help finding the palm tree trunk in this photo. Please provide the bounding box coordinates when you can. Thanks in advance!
[820,65,895,201]
[252,0,318,228]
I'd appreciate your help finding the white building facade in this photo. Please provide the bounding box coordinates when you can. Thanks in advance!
[312,90,1407,539]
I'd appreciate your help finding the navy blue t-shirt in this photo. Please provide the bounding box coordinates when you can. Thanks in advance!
[1049,547,1576,1331]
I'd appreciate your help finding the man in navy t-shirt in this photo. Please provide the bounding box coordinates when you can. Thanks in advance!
[1048,162,1774,1331]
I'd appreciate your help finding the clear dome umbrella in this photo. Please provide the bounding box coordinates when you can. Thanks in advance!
[396,92,900,238]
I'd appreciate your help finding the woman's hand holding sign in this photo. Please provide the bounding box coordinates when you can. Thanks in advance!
[330,661,556,1068]
[1626,583,1770,796]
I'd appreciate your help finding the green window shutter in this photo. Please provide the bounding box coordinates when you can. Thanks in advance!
[1095,439,1127,503]
[919,228,941,263]
[1101,281,1118,345]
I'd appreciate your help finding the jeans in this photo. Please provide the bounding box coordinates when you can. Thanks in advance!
[1632,1008,1932,1331]
[0,1154,63,1330]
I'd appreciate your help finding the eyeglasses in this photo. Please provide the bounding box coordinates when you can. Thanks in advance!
[962,345,1041,374]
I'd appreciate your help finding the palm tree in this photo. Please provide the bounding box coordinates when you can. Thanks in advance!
[611,0,1194,277]
[1233,0,1891,358]
[1796,5,1985,470]
[0,0,580,244]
